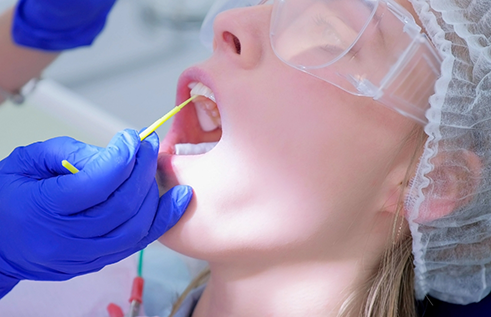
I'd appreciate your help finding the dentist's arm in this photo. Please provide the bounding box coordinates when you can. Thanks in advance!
[0,0,118,102]
[0,7,58,102]
[0,0,192,299]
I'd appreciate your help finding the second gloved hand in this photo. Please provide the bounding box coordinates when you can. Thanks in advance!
[0,130,192,289]
[12,0,118,50]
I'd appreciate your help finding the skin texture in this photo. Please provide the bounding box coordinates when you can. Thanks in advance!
[157,0,423,316]
[0,8,58,99]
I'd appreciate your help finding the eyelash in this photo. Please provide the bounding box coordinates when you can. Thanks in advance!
[312,14,333,30]
[312,14,359,58]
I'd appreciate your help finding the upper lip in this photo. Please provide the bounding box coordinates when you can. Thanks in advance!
[157,65,222,154]
[176,66,217,107]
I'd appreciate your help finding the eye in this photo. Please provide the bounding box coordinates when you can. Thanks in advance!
[311,15,347,54]
[312,14,362,60]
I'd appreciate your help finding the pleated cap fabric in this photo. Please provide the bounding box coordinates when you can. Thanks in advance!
[406,0,491,305]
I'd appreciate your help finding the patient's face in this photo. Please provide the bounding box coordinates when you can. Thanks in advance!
[157,1,421,264]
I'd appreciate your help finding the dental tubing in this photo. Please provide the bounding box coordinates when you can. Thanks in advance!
[62,155,146,317]
[56,97,198,314]
[60,97,196,307]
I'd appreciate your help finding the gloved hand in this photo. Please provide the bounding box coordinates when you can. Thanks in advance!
[0,130,192,298]
[12,0,117,50]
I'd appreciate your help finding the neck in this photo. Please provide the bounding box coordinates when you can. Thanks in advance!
[192,258,373,317]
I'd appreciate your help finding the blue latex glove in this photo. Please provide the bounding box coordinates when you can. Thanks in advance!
[0,130,192,298]
[12,0,117,50]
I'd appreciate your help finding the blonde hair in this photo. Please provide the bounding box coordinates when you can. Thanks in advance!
[168,238,415,317]
[169,268,210,317]
[351,126,425,317]
[337,235,416,317]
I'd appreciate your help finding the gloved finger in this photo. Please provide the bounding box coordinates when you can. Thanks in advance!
[37,129,141,215]
[63,133,160,238]
[134,185,193,249]
[53,185,193,274]
[53,182,160,263]
[18,0,117,30]
[0,137,101,179]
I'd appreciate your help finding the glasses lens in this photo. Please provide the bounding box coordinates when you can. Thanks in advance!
[270,0,441,124]
[270,0,378,68]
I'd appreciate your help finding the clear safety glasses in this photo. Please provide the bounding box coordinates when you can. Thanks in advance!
[200,0,442,125]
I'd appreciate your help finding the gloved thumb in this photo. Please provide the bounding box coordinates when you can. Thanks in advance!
[136,185,193,249]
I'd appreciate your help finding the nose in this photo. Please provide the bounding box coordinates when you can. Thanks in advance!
[212,5,272,69]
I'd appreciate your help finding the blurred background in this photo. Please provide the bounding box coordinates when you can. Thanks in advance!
[0,1,213,315]
[0,0,213,158]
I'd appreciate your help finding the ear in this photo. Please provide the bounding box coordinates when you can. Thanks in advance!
[409,149,482,222]
[381,156,421,216]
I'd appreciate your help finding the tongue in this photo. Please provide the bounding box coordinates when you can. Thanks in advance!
[175,142,218,155]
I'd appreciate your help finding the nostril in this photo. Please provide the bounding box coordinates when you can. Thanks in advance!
[223,31,241,55]
[233,36,241,55]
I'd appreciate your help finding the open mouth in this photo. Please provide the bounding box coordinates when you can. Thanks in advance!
[161,81,223,156]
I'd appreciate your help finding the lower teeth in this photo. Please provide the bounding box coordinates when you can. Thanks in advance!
[175,142,218,155]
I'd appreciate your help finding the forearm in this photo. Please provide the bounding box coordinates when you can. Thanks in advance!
[0,7,58,97]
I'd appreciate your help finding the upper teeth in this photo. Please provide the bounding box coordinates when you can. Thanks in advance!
[189,82,221,132]
[189,82,216,102]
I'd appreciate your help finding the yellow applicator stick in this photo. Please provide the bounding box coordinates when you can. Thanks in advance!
[139,95,197,141]
[62,95,197,174]
[62,160,79,174]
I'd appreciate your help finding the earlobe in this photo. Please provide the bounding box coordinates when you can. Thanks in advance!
[408,150,482,222]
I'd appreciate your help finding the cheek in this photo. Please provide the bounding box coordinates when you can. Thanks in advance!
[225,70,383,198]
[160,58,414,261]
